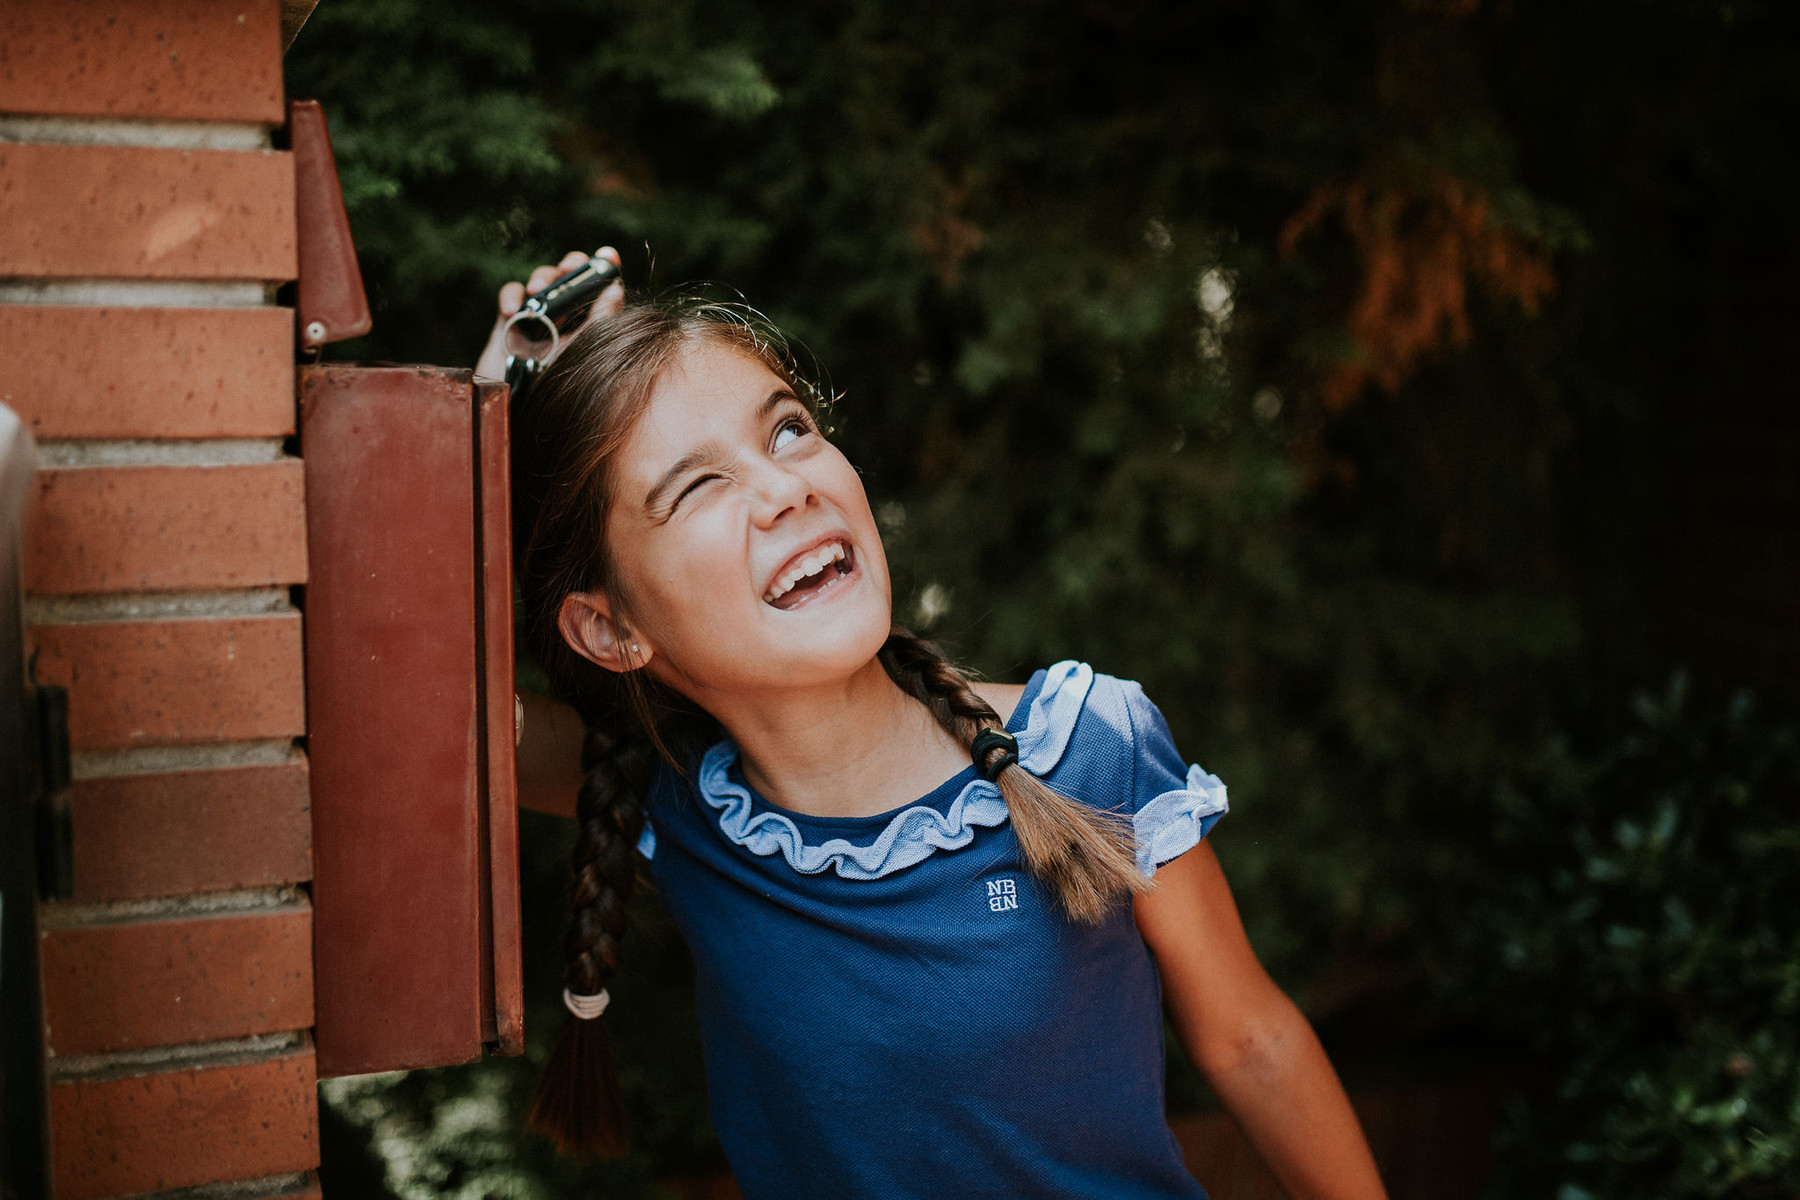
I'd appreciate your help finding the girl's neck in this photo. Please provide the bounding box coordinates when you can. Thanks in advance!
[700,656,967,820]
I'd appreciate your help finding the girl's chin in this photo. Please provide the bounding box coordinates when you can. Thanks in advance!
[780,610,892,659]
[761,604,892,667]
[684,637,888,697]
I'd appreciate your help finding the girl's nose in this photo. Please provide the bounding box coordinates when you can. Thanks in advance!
[749,459,816,525]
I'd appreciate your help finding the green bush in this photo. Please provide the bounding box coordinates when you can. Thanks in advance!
[1448,678,1800,1199]
[284,2,1800,1194]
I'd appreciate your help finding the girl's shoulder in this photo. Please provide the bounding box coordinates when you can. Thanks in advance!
[971,680,1030,727]
[1018,661,1163,776]
[1031,661,1229,876]
[977,660,1175,792]
[973,662,1170,745]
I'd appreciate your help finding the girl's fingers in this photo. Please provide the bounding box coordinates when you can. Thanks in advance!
[493,246,623,342]
[528,251,590,295]
[482,247,611,378]
[500,258,572,315]
[592,246,627,319]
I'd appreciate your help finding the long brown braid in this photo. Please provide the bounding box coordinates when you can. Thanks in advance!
[520,726,649,1158]
[564,729,651,999]
[879,629,1151,923]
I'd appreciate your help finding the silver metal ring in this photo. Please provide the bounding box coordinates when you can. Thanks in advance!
[502,309,560,364]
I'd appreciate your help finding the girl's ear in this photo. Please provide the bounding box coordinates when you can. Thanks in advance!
[557,591,653,674]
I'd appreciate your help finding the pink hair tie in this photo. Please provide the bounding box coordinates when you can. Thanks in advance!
[562,988,611,1020]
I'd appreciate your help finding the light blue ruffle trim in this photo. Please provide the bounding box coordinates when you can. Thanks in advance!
[692,747,1011,879]
[636,661,1224,879]
[1133,764,1229,878]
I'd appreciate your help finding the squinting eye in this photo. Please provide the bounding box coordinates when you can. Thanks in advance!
[773,417,812,452]
[672,473,722,511]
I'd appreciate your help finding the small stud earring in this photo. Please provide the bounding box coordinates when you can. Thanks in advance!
[631,644,641,654]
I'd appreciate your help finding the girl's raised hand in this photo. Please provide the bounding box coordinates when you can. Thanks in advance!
[474,246,626,382]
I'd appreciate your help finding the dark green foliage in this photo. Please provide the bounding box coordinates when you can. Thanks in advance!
[288,0,1591,995]
[1446,680,1800,1198]
[285,1,1800,1194]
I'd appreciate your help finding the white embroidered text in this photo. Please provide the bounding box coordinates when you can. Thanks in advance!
[986,878,1019,912]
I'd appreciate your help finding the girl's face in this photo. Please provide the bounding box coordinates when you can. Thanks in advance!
[597,338,892,700]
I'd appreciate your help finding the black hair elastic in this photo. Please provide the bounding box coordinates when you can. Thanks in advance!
[971,729,1019,782]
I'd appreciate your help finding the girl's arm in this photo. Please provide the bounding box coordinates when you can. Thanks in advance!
[516,691,585,819]
[483,247,625,821]
[1136,842,1388,1200]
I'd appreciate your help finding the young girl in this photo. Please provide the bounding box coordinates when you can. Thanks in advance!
[479,250,1389,1200]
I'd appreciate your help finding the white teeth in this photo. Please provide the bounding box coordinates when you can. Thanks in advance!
[763,542,849,603]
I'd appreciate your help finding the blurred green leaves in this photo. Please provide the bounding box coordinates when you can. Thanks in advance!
[1448,680,1800,1197]
[286,0,1800,1194]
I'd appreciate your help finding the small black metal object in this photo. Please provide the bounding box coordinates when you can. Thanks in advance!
[502,253,621,399]
[34,684,73,901]
[36,683,69,795]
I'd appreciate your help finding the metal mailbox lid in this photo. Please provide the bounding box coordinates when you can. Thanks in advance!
[288,100,371,349]
[302,365,521,1077]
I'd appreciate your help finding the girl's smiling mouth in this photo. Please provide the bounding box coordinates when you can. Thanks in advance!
[764,539,857,609]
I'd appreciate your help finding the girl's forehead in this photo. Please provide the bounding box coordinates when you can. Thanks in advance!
[637,342,785,435]
[660,338,780,397]
[613,340,790,486]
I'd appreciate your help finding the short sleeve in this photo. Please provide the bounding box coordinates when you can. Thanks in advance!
[1119,680,1228,877]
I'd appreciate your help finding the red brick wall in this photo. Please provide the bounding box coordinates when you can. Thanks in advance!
[2,1,320,1194]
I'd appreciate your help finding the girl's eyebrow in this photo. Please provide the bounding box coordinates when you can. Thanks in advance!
[641,388,800,514]
[643,442,723,514]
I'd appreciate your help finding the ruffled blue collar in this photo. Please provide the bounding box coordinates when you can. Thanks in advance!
[694,661,1095,879]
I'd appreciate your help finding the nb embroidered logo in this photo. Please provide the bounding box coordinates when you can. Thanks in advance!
[986,878,1019,912]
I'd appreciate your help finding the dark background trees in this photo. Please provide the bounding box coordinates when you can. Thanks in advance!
[287,2,1800,1195]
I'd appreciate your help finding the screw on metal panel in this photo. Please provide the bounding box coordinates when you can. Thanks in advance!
[305,320,327,343]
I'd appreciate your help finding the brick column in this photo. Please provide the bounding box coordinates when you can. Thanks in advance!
[1,3,320,1198]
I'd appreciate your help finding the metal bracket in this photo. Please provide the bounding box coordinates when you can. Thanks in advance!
[289,99,373,350]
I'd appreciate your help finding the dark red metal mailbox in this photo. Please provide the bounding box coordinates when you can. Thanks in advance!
[301,365,523,1076]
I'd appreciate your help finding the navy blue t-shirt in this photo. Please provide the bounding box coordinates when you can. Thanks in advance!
[638,662,1228,1199]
